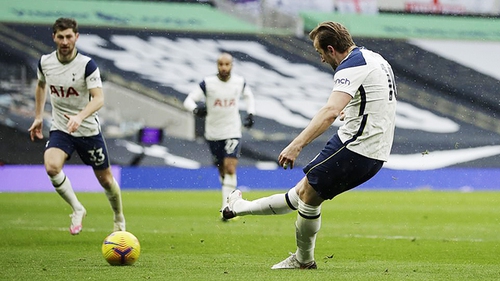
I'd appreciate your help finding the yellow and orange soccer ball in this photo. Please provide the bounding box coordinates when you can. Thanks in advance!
[102,231,141,266]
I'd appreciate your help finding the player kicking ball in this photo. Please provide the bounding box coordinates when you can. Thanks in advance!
[222,21,397,269]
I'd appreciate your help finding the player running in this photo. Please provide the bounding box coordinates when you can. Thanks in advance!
[28,18,125,235]
[183,52,255,219]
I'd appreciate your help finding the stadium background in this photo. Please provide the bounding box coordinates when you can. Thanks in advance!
[1,0,500,191]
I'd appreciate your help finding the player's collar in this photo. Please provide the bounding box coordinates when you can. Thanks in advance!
[217,74,231,82]
[340,46,358,64]
[57,49,78,64]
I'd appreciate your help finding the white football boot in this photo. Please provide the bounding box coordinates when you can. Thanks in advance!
[113,213,126,232]
[69,207,86,235]
[271,253,317,269]
[221,189,242,220]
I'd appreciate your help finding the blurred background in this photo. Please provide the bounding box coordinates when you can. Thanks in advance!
[1,0,500,191]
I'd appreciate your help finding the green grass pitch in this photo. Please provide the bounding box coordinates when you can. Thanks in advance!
[1,190,500,280]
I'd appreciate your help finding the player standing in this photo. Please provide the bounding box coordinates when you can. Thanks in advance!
[183,53,255,219]
[28,18,125,235]
[222,21,397,269]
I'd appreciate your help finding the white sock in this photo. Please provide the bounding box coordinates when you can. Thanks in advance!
[295,199,321,264]
[233,187,299,216]
[50,171,84,212]
[221,173,237,210]
[104,178,124,221]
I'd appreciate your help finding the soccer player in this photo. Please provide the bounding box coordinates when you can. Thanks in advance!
[28,18,125,235]
[183,52,256,218]
[222,21,397,269]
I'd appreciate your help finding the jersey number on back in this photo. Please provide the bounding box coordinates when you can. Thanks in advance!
[381,64,397,101]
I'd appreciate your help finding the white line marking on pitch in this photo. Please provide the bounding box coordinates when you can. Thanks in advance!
[2,226,487,242]
[338,233,484,242]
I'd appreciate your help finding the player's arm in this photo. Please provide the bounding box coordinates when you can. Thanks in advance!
[183,84,206,117]
[242,84,255,128]
[279,90,352,169]
[242,84,255,115]
[65,87,104,133]
[28,79,47,141]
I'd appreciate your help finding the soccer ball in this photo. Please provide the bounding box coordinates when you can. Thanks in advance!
[102,231,141,266]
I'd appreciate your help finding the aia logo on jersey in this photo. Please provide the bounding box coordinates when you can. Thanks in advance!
[50,85,79,97]
[334,78,350,85]
[213,98,235,107]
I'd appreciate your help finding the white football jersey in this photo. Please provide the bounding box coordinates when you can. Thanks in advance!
[334,47,397,161]
[37,51,103,137]
[184,74,255,140]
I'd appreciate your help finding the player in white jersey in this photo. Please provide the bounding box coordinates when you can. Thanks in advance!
[184,53,255,218]
[28,18,125,235]
[222,21,397,269]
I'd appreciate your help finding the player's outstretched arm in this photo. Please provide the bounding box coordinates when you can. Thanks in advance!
[279,91,351,169]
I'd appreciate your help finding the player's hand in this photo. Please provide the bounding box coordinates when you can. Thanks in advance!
[64,114,82,134]
[193,104,207,117]
[28,119,44,141]
[243,114,254,128]
[278,142,301,170]
[339,110,346,121]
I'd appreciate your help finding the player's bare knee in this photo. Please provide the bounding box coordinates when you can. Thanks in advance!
[44,163,62,177]
[225,167,236,175]
[98,177,114,189]
[296,180,323,206]
[94,170,114,188]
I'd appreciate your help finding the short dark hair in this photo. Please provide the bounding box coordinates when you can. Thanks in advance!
[309,21,354,53]
[52,18,78,34]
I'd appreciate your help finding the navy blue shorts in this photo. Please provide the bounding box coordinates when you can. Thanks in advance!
[303,134,383,200]
[207,138,241,167]
[46,130,111,170]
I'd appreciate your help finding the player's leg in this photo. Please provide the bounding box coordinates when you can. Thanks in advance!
[77,132,125,231]
[273,135,384,269]
[223,179,302,219]
[221,157,238,210]
[270,178,322,269]
[94,168,125,231]
[44,131,86,235]
[45,148,84,211]
[209,139,242,212]
[221,138,242,210]
[208,140,227,211]
[273,134,340,269]
[293,179,323,266]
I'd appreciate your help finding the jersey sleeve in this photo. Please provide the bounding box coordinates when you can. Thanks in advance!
[37,58,45,82]
[242,81,256,115]
[85,59,102,89]
[332,66,368,97]
[183,81,206,111]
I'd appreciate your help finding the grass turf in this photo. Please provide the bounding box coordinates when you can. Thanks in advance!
[1,190,500,280]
